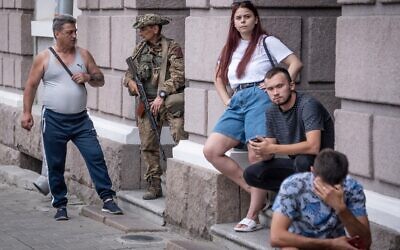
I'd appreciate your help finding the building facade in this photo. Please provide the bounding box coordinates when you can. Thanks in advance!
[0,0,398,248]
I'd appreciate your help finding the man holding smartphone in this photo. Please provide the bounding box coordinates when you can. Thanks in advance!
[244,67,334,193]
[239,67,334,227]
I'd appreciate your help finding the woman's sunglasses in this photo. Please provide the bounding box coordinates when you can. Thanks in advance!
[231,0,253,7]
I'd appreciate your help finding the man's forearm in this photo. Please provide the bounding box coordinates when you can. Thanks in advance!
[272,141,319,156]
[337,209,371,248]
[23,85,37,114]
[87,72,104,87]
[271,230,332,249]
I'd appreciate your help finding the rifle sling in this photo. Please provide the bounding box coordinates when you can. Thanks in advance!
[157,38,169,90]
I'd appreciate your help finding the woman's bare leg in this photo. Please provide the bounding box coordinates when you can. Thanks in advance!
[203,132,251,193]
[236,144,268,228]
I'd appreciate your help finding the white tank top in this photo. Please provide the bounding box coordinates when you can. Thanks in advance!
[42,48,87,114]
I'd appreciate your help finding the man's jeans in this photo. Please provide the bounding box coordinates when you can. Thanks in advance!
[243,154,315,192]
[42,109,115,208]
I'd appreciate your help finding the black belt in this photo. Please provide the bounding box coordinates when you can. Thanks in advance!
[235,80,263,91]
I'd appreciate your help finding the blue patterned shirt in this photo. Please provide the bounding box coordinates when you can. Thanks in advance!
[272,172,367,238]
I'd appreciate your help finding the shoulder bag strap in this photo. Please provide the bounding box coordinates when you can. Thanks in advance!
[263,36,276,68]
[49,47,73,77]
[157,37,169,88]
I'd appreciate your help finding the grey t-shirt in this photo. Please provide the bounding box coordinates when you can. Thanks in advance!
[265,92,334,153]
[42,48,87,114]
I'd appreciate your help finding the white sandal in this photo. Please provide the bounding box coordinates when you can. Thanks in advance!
[234,218,263,232]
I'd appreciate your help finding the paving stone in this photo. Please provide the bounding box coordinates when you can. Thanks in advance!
[0,182,193,249]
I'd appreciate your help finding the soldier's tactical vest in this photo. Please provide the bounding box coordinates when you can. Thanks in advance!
[136,42,171,99]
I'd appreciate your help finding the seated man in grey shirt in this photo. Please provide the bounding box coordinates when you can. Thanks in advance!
[235,67,334,232]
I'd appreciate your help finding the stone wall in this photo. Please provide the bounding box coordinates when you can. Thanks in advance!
[335,0,400,199]
[0,0,34,90]
[2,0,398,242]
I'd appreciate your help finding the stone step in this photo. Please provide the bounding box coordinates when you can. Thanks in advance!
[210,223,273,250]
[117,189,166,226]
[0,165,39,191]
[80,205,167,233]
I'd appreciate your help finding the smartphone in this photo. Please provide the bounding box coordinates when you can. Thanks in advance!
[347,236,365,249]
[250,136,263,143]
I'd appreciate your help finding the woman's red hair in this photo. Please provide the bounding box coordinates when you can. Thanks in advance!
[217,2,267,84]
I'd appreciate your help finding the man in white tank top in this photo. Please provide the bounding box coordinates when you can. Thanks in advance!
[21,14,122,221]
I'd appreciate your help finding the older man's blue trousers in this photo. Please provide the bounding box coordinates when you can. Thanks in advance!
[42,109,115,208]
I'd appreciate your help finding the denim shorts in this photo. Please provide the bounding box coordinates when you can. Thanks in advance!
[213,86,271,144]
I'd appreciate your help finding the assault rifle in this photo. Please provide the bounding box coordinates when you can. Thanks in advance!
[126,56,166,161]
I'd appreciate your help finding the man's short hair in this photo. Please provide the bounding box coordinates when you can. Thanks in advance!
[313,149,349,185]
[265,67,292,83]
[52,14,76,36]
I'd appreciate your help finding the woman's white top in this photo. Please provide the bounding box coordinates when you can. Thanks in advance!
[227,35,293,90]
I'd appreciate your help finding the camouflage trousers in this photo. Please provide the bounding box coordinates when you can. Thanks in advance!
[137,105,188,182]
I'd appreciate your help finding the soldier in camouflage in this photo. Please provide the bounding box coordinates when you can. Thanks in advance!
[123,14,188,200]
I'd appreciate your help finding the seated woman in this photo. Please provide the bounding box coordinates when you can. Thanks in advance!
[203,0,302,232]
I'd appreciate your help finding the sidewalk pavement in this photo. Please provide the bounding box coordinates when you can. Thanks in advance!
[0,165,217,250]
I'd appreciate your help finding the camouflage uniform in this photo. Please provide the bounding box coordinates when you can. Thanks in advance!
[123,14,188,199]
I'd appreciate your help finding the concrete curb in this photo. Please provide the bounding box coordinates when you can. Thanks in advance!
[0,165,40,192]
[166,240,225,250]
[81,205,167,233]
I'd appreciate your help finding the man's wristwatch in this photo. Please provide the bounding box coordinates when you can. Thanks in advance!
[158,90,167,100]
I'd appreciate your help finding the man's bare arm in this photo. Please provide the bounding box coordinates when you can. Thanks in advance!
[339,213,371,249]
[252,130,321,157]
[21,52,47,130]
[270,212,358,250]
[79,48,104,87]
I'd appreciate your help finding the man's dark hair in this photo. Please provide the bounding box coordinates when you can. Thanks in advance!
[52,14,76,37]
[313,149,349,185]
[265,67,292,83]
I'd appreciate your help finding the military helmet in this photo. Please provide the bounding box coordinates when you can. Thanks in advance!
[133,14,170,29]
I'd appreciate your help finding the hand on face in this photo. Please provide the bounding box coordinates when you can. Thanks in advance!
[313,176,346,213]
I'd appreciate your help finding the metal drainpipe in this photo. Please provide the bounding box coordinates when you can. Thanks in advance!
[56,0,73,15]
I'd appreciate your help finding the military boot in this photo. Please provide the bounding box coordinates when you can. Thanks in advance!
[142,178,163,200]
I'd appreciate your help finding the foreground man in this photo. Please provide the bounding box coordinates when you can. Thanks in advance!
[271,149,371,250]
[21,14,122,220]
[123,14,187,200]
